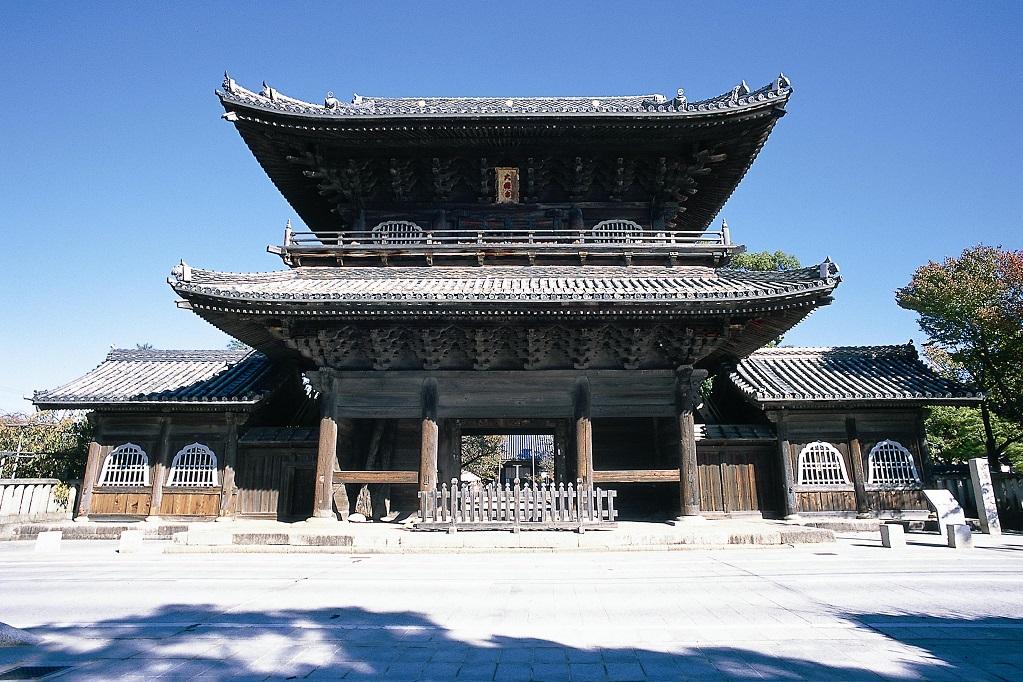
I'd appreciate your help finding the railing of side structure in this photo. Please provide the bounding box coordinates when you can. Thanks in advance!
[416,478,617,533]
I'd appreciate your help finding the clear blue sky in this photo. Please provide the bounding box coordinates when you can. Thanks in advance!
[2,2,1021,413]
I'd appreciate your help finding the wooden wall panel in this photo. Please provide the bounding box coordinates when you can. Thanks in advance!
[796,490,856,513]
[235,446,316,518]
[865,489,928,512]
[91,491,151,516]
[697,444,778,514]
[159,491,220,517]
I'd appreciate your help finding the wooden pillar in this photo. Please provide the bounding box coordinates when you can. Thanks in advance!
[915,410,935,486]
[769,411,798,519]
[674,367,707,520]
[147,416,171,520]
[846,417,872,518]
[312,375,339,520]
[574,377,593,486]
[554,420,569,484]
[76,440,104,521]
[419,378,439,493]
[219,412,239,517]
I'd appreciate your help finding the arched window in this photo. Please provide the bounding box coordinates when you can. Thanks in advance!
[796,441,851,486]
[867,440,921,487]
[167,443,219,487]
[97,443,150,487]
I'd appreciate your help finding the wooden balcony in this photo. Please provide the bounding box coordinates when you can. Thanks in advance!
[269,219,742,267]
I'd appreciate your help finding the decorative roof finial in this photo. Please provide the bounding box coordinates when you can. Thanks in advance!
[673,88,687,111]
[260,81,276,101]
[170,260,192,283]
[222,71,236,94]
[819,257,839,280]
[324,91,340,110]
[730,81,750,103]
[773,73,791,92]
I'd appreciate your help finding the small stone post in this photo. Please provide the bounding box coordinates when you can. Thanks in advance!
[968,457,1001,536]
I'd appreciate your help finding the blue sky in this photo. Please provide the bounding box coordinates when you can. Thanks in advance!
[2,2,1021,413]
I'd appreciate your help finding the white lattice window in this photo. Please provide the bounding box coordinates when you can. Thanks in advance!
[867,440,921,487]
[591,219,644,244]
[796,441,851,486]
[97,443,150,487]
[167,443,219,487]
[371,220,423,245]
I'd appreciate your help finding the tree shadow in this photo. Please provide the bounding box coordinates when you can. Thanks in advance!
[1,605,1021,680]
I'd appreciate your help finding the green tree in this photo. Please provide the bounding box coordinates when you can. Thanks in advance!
[897,245,1023,468]
[226,339,251,351]
[0,412,92,481]
[730,250,801,272]
[460,434,506,482]
[926,406,1023,470]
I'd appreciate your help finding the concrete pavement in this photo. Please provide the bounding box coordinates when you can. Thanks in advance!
[1,530,1022,680]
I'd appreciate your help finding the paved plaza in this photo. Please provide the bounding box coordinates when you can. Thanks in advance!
[1,530,1022,680]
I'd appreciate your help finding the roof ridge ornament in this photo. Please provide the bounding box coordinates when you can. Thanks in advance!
[773,73,791,92]
[170,260,192,284]
[730,81,750,103]
[260,81,277,101]
[819,257,839,280]
[223,72,237,94]
[324,91,340,110]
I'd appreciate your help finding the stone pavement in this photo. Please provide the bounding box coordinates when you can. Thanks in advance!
[1,530,1022,680]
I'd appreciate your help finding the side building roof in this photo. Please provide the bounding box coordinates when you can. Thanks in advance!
[32,349,283,411]
[729,344,983,408]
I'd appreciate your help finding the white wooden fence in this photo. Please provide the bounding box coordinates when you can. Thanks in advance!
[417,478,617,532]
[0,479,76,522]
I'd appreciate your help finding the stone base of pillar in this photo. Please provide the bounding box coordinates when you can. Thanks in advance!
[73,515,90,523]
[783,514,802,522]
[668,515,706,525]
[305,515,342,525]
[856,511,875,519]
[144,515,163,523]
[214,516,235,523]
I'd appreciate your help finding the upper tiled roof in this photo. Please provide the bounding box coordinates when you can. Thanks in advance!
[170,262,839,312]
[219,74,791,118]
[33,349,281,410]
[730,345,983,406]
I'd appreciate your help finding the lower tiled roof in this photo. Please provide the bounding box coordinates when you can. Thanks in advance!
[32,349,280,409]
[730,344,983,406]
[170,263,839,309]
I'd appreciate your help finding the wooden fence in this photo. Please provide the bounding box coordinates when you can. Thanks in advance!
[0,478,76,522]
[934,473,1023,530]
[416,478,617,532]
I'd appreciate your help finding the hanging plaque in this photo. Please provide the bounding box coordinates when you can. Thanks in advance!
[495,167,520,203]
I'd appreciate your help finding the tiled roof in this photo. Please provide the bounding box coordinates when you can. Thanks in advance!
[170,263,839,311]
[730,345,983,406]
[219,75,791,118]
[32,349,280,409]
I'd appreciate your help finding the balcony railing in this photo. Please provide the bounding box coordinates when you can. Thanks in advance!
[269,219,741,266]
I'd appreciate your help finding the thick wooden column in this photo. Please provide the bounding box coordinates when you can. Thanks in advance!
[846,417,872,518]
[574,377,593,486]
[768,411,798,519]
[312,375,340,520]
[147,417,171,521]
[674,367,707,520]
[915,410,935,486]
[76,440,104,521]
[554,421,569,484]
[419,378,439,493]
[219,412,239,518]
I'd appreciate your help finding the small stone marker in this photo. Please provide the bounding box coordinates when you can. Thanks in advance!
[968,458,1001,536]
[34,530,62,553]
[946,523,973,549]
[923,489,966,529]
[119,530,145,554]
[880,523,905,549]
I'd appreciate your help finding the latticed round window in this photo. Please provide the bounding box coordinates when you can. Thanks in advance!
[167,443,219,487]
[796,441,851,486]
[97,443,150,487]
[867,440,921,487]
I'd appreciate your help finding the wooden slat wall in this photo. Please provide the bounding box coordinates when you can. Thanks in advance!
[90,491,151,516]
[697,444,777,514]
[235,446,316,517]
[797,490,857,513]
[865,489,928,512]
[159,491,220,517]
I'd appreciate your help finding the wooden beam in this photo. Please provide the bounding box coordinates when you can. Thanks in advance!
[334,471,419,484]
[593,469,680,483]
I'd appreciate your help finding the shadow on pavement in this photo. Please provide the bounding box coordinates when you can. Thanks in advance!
[1,605,1021,679]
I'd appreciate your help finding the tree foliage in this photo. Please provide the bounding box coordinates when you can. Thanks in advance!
[926,406,1023,470]
[897,245,1023,466]
[0,412,91,481]
[730,250,801,272]
[460,434,506,481]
